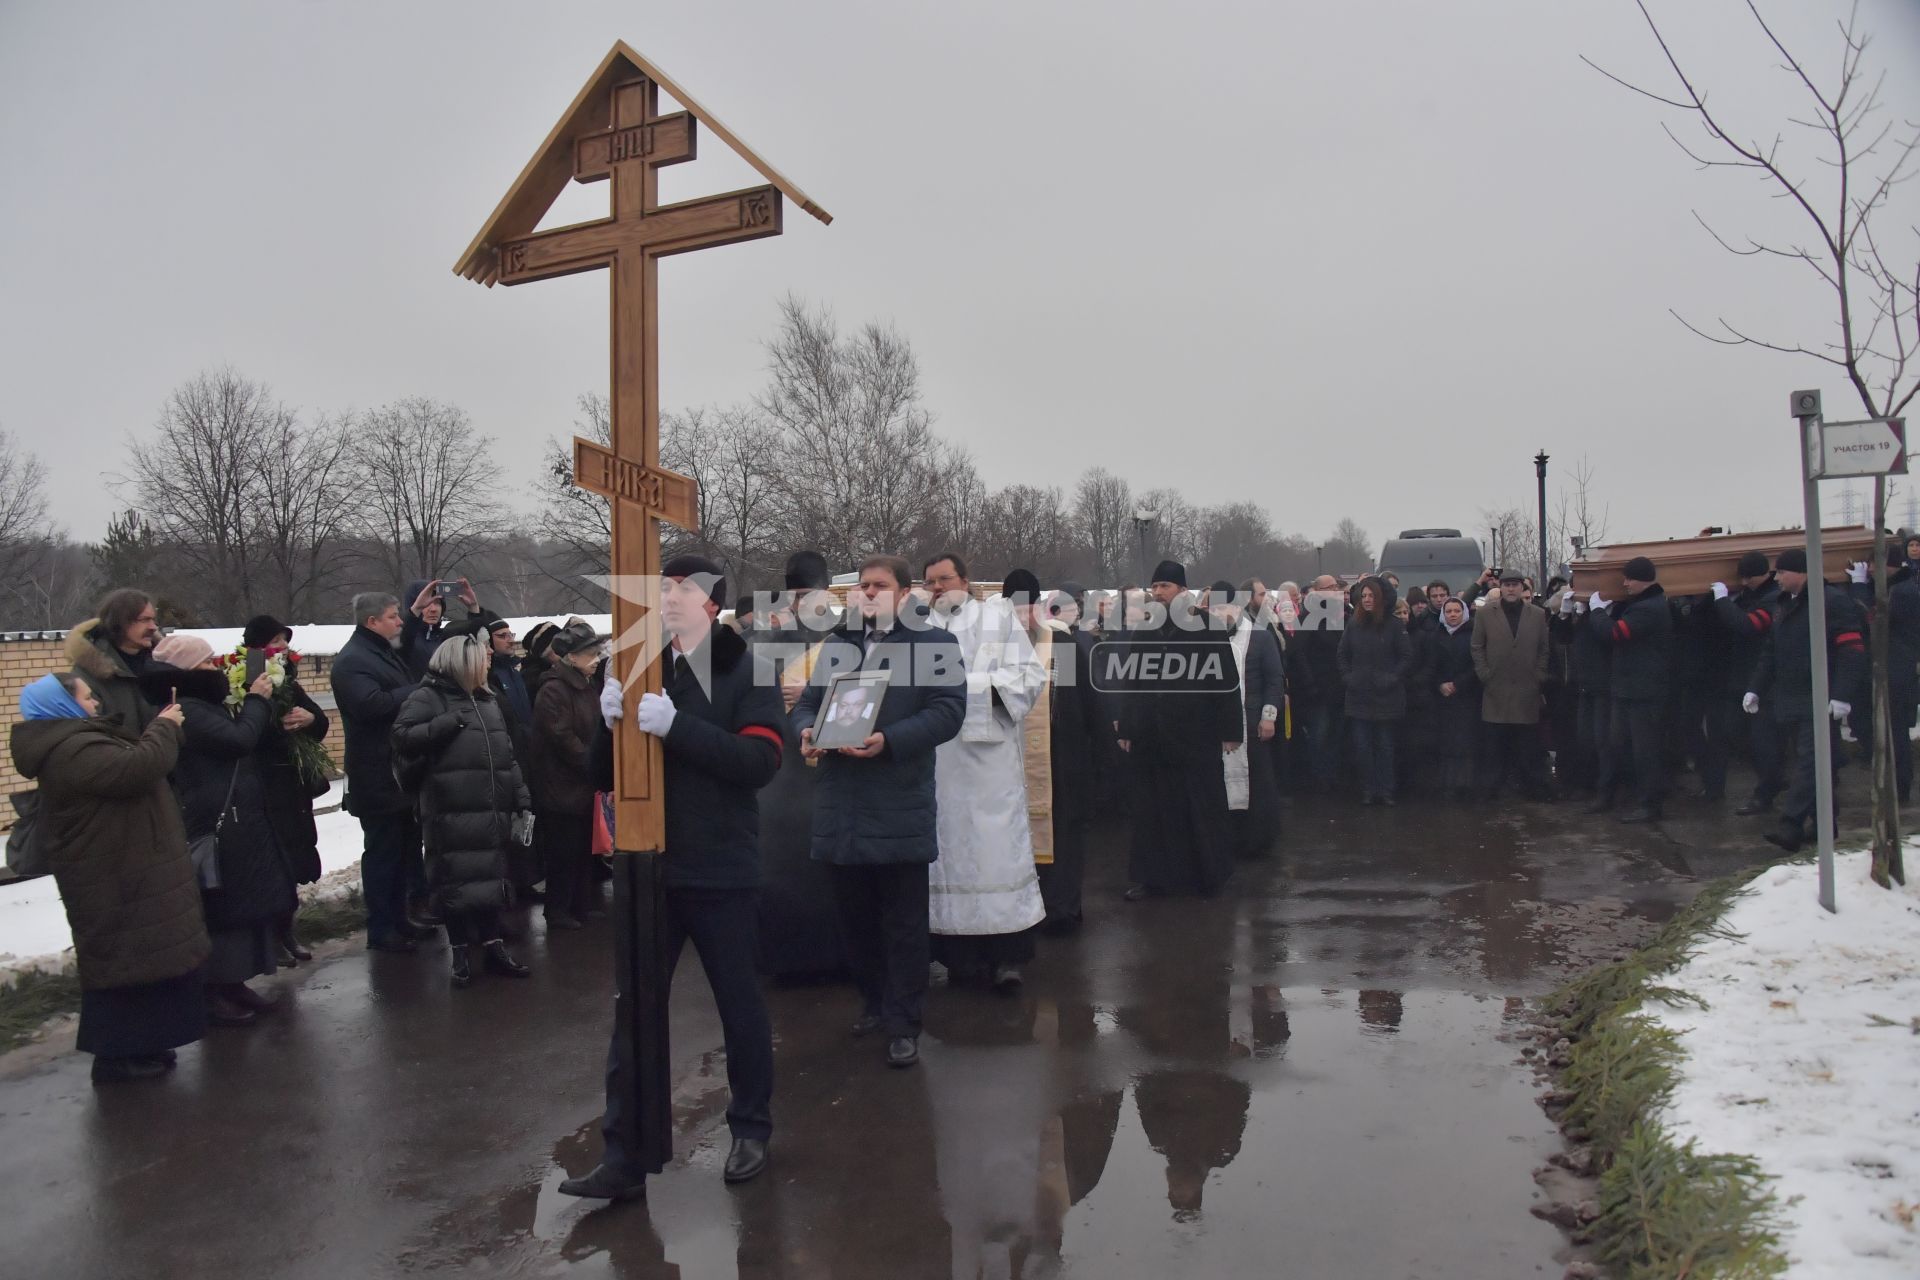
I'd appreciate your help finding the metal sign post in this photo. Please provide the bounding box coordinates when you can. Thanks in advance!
[1793,390,1838,913]
[1794,393,1910,912]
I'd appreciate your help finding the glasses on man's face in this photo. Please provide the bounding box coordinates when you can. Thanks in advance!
[134,613,157,626]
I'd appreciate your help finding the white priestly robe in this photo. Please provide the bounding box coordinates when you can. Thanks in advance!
[928,596,1049,937]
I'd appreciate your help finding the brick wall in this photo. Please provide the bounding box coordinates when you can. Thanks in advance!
[0,633,77,812]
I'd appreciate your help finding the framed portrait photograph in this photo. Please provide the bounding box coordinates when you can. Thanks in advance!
[811,669,892,751]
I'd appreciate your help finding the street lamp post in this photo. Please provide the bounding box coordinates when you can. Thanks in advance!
[1133,510,1156,585]
[1534,450,1550,586]
[1316,544,1324,576]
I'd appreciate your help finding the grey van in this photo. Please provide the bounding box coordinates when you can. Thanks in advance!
[1375,529,1486,593]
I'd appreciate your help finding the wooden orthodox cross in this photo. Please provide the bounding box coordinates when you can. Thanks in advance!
[456,41,828,1172]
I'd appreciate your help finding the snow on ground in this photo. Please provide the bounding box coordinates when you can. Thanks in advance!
[1646,849,1920,1279]
[0,783,367,979]
[174,615,613,658]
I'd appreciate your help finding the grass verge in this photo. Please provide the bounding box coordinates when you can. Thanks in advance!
[1540,865,1792,1279]
[0,888,367,1055]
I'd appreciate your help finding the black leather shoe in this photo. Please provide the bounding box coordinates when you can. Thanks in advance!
[544,913,585,932]
[279,932,313,963]
[403,920,440,941]
[91,1056,168,1086]
[449,945,472,988]
[1123,885,1150,902]
[723,1138,769,1184]
[887,1036,919,1069]
[1763,824,1804,854]
[991,963,1023,993]
[367,933,419,954]
[558,1164,647,1201]
[1735,799,1771,817]
[1617,807,1660,825]
[850,1013,883,1037]
[482,941,530,978]
[1580,799,1612,815]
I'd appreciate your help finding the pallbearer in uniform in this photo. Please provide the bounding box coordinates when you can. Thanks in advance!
[921,554,1049,991]
[560,555,785,1201]
[1710,552,1783,816]
[1743,548,1868,852]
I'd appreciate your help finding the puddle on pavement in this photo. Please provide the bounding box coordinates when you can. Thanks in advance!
[449,987,1566,1279]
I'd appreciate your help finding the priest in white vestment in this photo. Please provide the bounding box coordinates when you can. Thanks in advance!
[922,553,1049,990]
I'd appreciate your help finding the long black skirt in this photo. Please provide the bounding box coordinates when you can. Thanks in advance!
[204,922,276,984]
[76,969,207,1059]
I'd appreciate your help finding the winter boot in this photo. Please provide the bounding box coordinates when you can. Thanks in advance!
[482,940,530,978]
[449,945,473,988]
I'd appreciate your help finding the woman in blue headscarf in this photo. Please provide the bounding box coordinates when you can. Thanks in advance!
[9,673,207,1085]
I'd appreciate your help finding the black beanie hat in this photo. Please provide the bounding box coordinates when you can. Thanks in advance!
[1622,556,1658,584]
[662,553,726,604]
[1736,550,1770,579]
[1207,579,1236,599]
[733,592,758,619]
[1002,568,1041,602]
[242,615,291,650]
[1776,547,1809,574]
[783,550,830,592]
[1151,559,1187,588]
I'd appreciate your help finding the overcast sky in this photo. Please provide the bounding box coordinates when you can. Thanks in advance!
[2,0,1916,558]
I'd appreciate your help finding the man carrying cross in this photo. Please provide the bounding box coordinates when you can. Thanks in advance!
[561,555,786,1201]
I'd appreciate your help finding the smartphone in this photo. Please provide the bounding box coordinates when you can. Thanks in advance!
[434,581,460,600]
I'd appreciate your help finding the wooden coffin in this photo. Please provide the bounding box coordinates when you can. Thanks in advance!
[1570,527,1877,601]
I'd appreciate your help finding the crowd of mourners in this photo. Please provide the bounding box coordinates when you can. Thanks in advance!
[8,532,1902,1198]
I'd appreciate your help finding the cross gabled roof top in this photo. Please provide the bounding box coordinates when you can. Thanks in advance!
[454,40,830,286]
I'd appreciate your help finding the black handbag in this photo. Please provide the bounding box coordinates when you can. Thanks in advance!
[188,763,241,891]
[4,791,46,880]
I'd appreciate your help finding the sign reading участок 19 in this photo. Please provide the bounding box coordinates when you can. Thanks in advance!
[1815,417,1908,479]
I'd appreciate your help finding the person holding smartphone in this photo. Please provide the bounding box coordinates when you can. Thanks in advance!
[400,577,493,680]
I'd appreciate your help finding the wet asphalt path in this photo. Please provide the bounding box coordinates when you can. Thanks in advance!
[0,796,1777,1280]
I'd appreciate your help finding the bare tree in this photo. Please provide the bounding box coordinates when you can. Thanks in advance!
[1323,517,1373,574]
[1072,468,1134,583]
[352,397,505,586]
[535,393,614,606]
[759,296,950,564]
[124,368,287,620]
[252,411,356,619]
[2,535,99,631]
[0,428,53,605]
[1555,455,1611,554]
[1591,0,1919,884]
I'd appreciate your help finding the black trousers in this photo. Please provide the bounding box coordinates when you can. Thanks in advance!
[539,811,598,922]
[830,862,930,1038]
[1477,721,1549,799]
[1574,690,1611,792]
[1599,699,1666,811]
[1778,713,1822,827]
[932,928,1036,977]
[1696,690,1744,799]
[600,886,773,1176]
[358,811,421,944]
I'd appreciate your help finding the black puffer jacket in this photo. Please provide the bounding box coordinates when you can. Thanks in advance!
[391,674,532,916]
[166,667,295,932]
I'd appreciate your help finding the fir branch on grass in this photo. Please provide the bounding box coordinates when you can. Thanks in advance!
[1541,859,1796,1279]
[0,967,81,1054]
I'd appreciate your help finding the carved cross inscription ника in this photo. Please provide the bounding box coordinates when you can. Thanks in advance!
[490,74,783,853]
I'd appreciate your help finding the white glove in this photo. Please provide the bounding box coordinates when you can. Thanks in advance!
[636,690,677,736]
[1742,692,1759,715]
[599,676,625,728]
[1711,582,1729,601]
[1587,592,1605,612]
[1848,562,1870,585]
[1558,592,1576,616]
[1829,699,1852,722]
